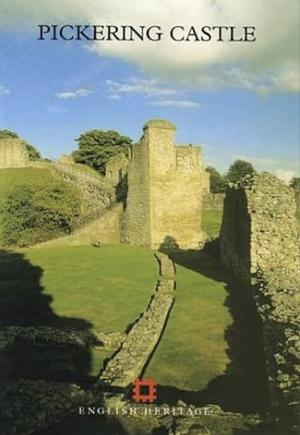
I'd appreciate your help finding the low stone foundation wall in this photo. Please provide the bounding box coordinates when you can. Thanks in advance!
[154,251,176,277]
[115,401,266,435]
[0,326,100,349]
[100,253,175,388]
[0,380,92,435]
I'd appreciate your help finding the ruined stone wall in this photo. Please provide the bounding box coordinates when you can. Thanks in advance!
[150,143,203,249]
[35,202,124,247]
[0,138,29,168]
[105,152,129,186]
[202,169,211,192]
[58,154,75,165]
[52,162,115,214]
[220,187,251,284]
[220,173,300,431]
[221,173,299,286]
[122,136,151,246]
[295,189,300,219]
[124,120,204,249]
[30,160,116,215]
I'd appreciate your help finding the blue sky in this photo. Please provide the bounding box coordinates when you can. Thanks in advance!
[0,0,299,181]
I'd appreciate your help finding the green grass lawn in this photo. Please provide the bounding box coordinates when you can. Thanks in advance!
[145,251,231,392]
[202,209,223,238]
[27,245,158,333]
[0,245,158,376]
[0,243,232,392]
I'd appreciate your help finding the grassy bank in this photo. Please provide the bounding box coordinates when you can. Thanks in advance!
[0,168,60,245]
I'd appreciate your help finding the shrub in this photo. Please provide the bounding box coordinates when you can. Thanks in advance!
[1,181,81,246]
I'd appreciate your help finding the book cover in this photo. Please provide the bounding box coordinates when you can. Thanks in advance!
[0,1,299,434]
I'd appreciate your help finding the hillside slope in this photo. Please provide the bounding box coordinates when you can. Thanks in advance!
[0,167,81,246]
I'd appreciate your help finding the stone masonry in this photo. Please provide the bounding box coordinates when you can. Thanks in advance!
[30,160,116,215]
[220,173,300,286]
[123,120,206,249]
[0,137,29,168]
[52,162,115,214]
[99,252,175,387]
[105,152,129,186]
[4,119,208,249]
[34,202,123,248]
[220,173,300,433]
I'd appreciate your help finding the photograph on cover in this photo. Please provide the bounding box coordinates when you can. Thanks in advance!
[0,1,299,434]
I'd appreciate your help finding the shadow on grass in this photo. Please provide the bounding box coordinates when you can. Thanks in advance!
[0,249,94,385]
[0,249,132,434]
[158,238,270,415]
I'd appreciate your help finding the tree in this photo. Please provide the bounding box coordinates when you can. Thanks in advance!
[0,129,41,160]
[205,166,226,193]
[225,159,255,183]
[23,142,41,160]
[73,129,132,174]
[0,129,18,139]
[289,177,300,189]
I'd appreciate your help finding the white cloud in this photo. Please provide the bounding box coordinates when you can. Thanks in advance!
[55,87,93,99]
[150,99,200,108]
[274,168,295,184]
[106,78,178,98]
[0,85,11,95]
[106,78,199,108]
[1,0,300,93]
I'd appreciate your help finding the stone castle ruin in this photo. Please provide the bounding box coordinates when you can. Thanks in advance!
[38,119,208,249]
[1,121,299,433]
[123,120,207,249]
[105,152,129,186]
[0,120,208,251]
[0,137,29,168]
[220,173,300,431]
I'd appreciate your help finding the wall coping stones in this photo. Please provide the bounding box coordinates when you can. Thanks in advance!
[143,119,176,130]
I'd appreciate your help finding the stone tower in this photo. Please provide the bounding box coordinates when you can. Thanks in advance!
[0,138,29,168]
[123,119,205,249]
